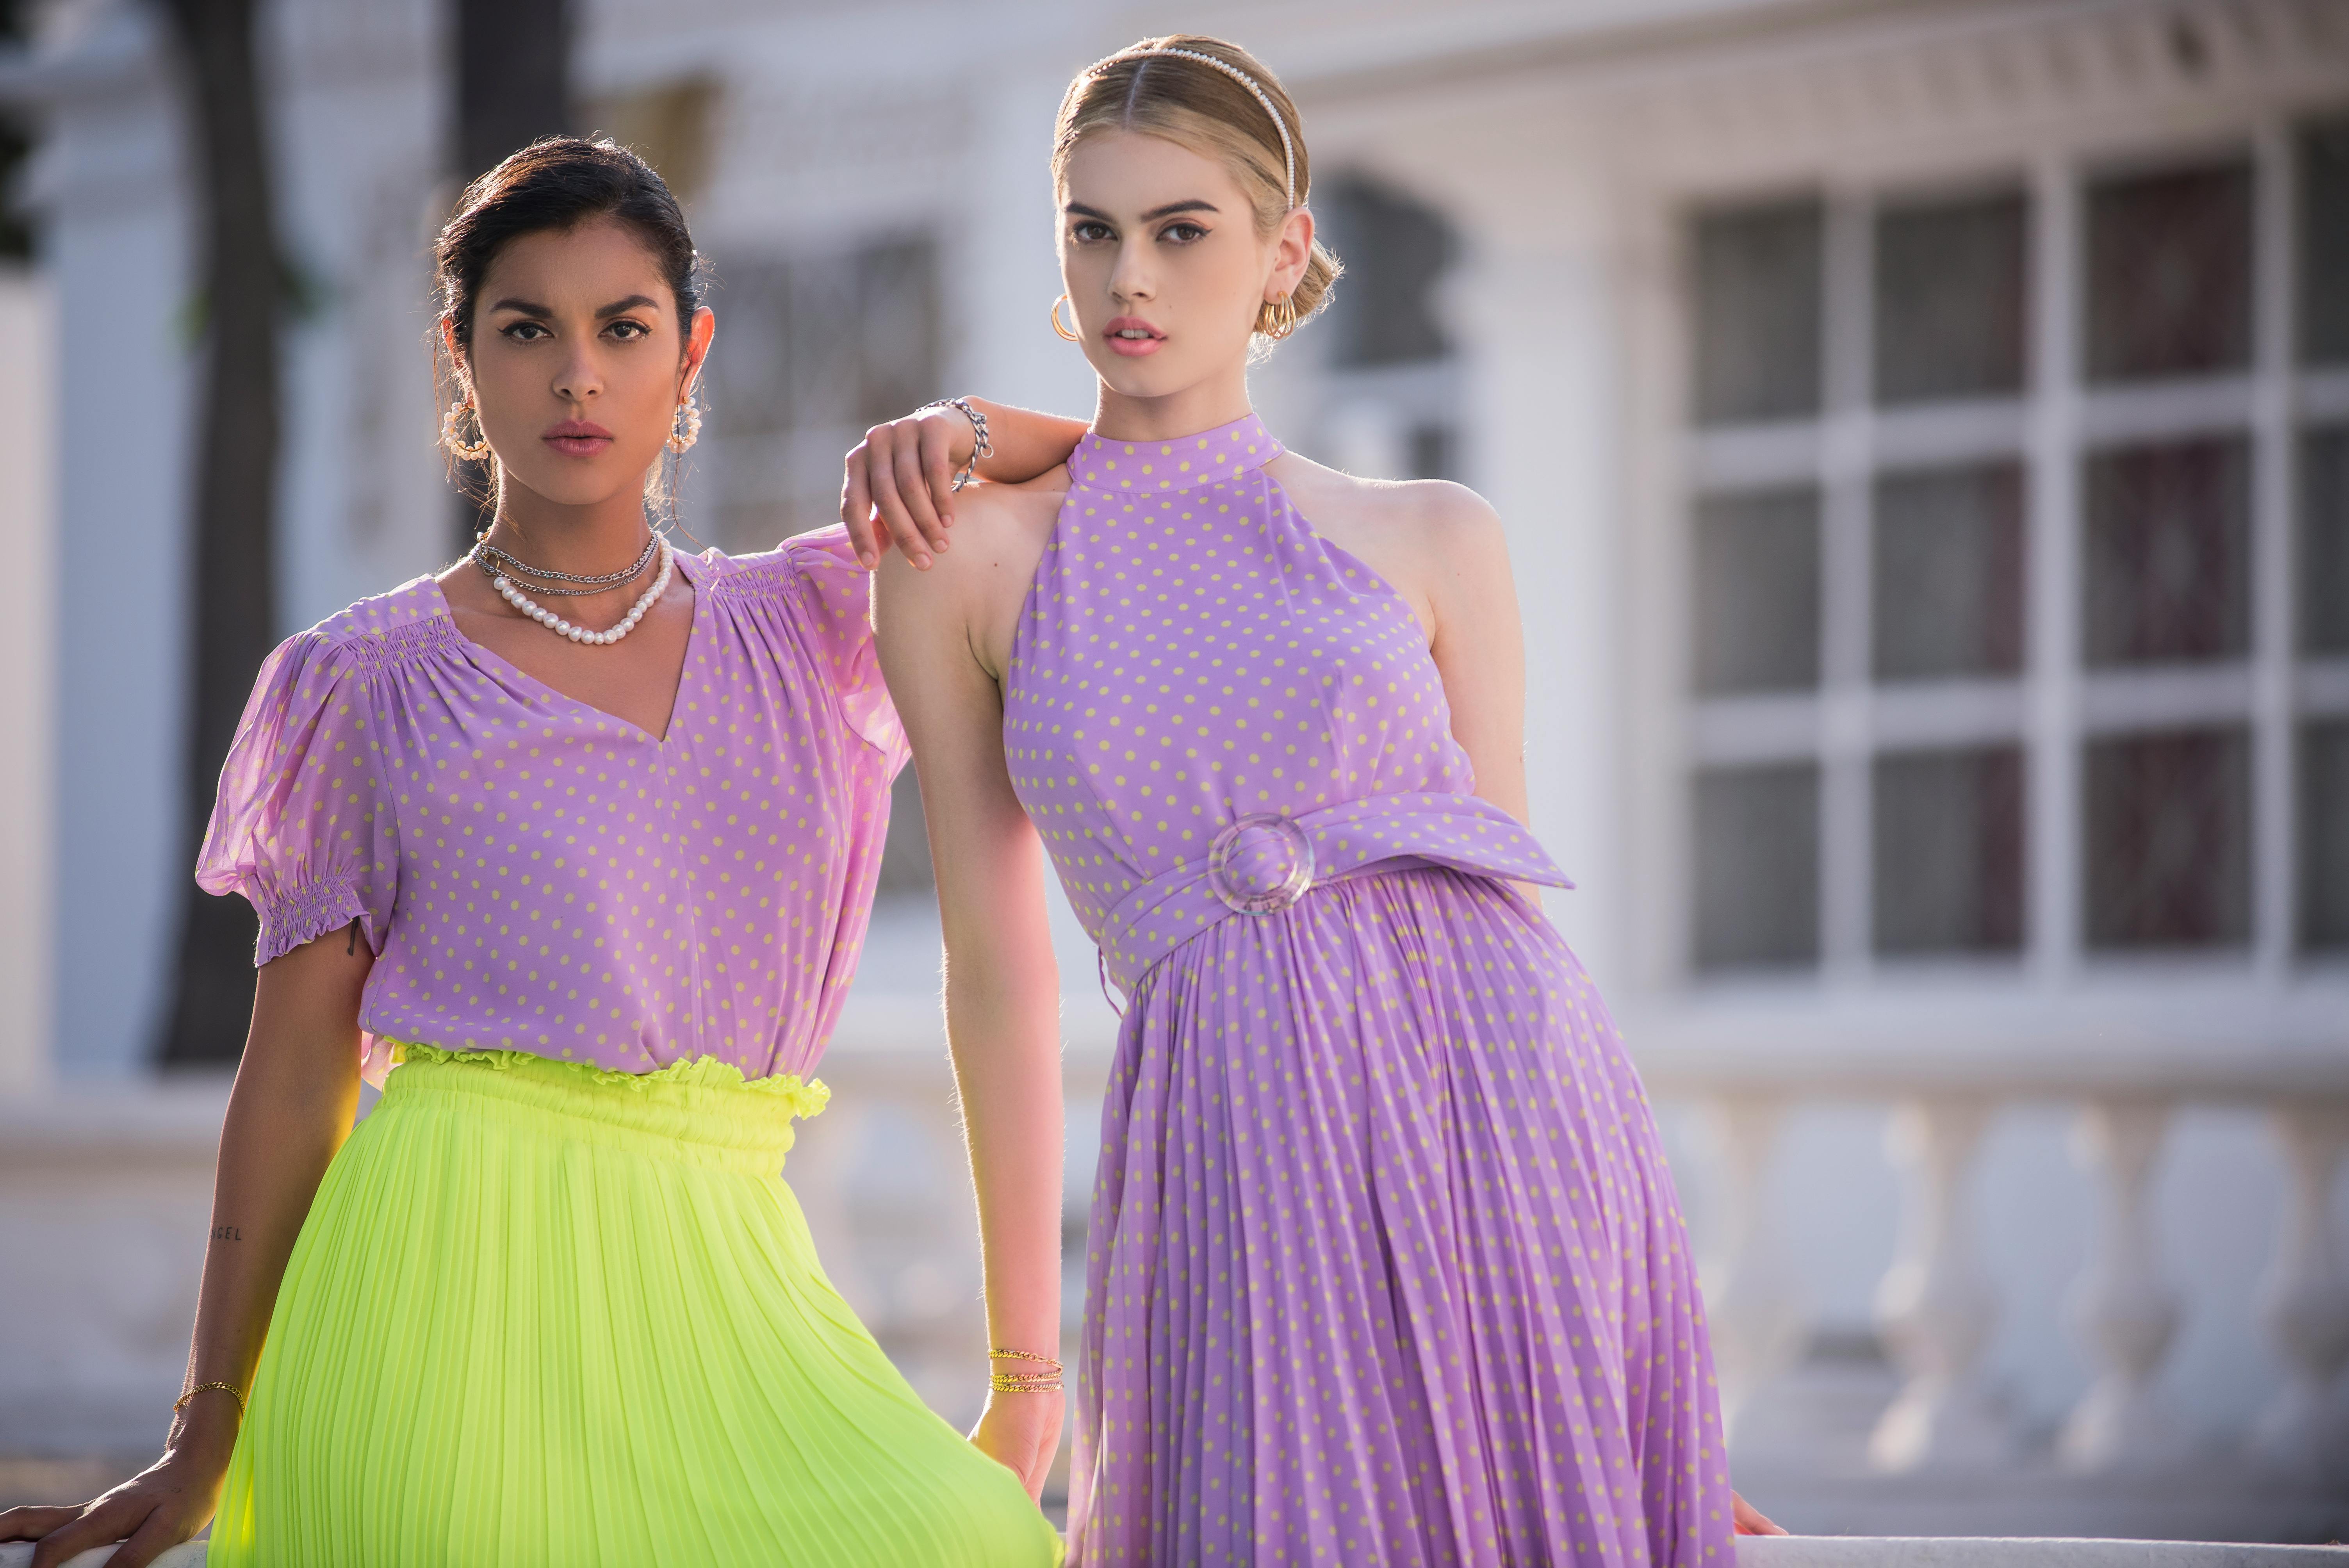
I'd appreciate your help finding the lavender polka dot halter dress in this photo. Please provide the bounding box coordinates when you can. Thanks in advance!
[1004,414,1734,1566]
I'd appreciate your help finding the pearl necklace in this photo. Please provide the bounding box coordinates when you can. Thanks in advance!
[490,535,674,646]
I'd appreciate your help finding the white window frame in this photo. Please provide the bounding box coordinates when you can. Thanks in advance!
[1667,113,2349,997]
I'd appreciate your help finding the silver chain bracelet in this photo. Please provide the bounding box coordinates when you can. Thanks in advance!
[918,397,993,492]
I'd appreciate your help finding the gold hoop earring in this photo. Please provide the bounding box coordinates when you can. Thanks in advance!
[1256,291,1300,342]
[441,396,491,461]
[666,395,702,454]
[1050,293,1083,343]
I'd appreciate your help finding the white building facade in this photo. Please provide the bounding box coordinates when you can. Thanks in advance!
[4,0,2346,1539]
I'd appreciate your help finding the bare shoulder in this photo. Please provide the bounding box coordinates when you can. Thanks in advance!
[874,470,1069,675]
[1268,452,1506,565]
[877,472,1064,595]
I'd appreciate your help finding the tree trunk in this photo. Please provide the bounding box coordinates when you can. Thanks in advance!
[155,0,282,1067]
[450,0,570,553]
[456,0,569,185]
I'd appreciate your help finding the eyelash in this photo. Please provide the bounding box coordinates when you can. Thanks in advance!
[1070,221,1209,245]
[499,320,652,342]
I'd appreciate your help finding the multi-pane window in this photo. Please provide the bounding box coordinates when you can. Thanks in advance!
[2303,116,2349,951]
[700,237,941,552]
[1683,112,2349,977]
[1309,176,1460,481]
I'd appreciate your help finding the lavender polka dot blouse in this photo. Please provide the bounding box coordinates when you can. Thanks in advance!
[196,527,905,1084]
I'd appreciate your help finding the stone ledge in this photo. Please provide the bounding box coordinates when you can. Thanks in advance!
[6,1539,2344,1566]
[1739,1541,2349,1566]
[0,1547,207,1567]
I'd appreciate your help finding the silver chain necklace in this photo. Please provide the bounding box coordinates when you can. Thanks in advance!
[483,535,675,647]
[471,533,658,597]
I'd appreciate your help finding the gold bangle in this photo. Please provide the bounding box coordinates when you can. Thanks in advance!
[989,1372,1064,1394]
[173,1381,247,1418]
[987,1347,1063,1372]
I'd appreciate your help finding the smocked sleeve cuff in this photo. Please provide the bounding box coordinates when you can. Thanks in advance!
[254,874,369,966]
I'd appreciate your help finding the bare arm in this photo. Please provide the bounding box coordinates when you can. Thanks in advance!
[0,930,368,1568]
[872,534,1064,1499]
[1415,487,1533,828]
[841,398,1087,570]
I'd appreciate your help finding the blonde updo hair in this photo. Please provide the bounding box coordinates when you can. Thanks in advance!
[1054,35,1342,340]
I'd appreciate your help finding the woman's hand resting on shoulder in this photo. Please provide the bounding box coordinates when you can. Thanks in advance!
[969,1388,1064,1504]
[841,398,1089,570]
[0,1407,236,1568]
[840,404,975,571]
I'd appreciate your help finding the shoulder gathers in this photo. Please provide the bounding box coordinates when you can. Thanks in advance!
[302,575,460,674]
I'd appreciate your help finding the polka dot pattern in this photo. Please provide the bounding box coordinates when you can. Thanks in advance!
[196,526,907,1084]
[1012,415,1734,1566]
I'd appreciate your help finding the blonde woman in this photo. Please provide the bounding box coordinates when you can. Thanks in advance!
[845,34,1780,1567]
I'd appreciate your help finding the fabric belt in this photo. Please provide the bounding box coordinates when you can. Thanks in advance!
[1092,791,1572,993]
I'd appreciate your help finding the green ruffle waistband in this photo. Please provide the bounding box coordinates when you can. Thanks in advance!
[378,1041,829,1172]
[389,1041,829,1119]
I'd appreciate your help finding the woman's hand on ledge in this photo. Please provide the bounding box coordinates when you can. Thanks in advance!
[1734,1490,1789,1535]
[969,1386,1065,1505]
[0,1413,235,1568]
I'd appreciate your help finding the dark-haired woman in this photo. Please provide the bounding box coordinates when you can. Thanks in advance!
[0,137,1061,1568]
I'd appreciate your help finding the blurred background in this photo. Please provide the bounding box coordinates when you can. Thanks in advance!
[0,0,2345,1543]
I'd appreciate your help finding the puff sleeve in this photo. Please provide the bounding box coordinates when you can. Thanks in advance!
[195,630,400,965]
[782,524,911,773]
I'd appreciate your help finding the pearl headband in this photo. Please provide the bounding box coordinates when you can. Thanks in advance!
[1087,45,1297,209]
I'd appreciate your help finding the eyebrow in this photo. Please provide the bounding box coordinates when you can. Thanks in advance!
[1064,199,1221,221]
[486,294,663,317]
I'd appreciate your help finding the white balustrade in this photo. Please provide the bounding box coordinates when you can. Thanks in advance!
[1699,1093,1811,1436]
[2057,1096,2185,1471]
[2249,1103,2349,1476]
[1870,1095,2016,1472]
[797,1036,2349,1523]
[1636,1043,2349,1530]
[9,1019,2349,1545]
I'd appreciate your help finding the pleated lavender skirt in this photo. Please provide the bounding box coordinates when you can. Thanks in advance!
[1067,868,1735,1567]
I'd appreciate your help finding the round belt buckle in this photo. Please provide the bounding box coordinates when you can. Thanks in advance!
[1207,813,1315,916]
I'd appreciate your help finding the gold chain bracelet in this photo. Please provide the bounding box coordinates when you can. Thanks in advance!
[173,1381,247,1418]
[989,1371,1064,1394]
[988,1346,1062,1372]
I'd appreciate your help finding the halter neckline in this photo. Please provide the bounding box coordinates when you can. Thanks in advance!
[1066,412,1283,494]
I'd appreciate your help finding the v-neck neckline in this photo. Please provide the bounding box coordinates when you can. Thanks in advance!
[432,548,705,745]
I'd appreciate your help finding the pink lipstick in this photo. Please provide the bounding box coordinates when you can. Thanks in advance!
[1104,315,1166,358]
[542,418,615,458]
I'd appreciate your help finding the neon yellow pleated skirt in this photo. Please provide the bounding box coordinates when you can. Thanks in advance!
[207,1044,1062,1568]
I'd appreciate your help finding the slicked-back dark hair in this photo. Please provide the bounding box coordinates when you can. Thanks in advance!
[436,135,704,355]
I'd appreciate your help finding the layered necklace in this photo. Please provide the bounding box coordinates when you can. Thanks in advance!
[471,529,674,647]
